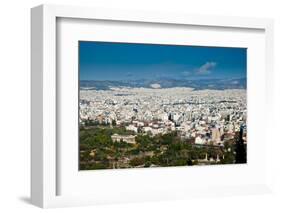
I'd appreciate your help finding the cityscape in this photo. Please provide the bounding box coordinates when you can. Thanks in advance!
[79,41,247,170]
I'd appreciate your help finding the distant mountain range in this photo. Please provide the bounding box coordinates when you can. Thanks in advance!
[80,78,246,90]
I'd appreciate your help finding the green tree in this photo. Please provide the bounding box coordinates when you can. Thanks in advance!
[235,126,247,164]
[130,157,145,167]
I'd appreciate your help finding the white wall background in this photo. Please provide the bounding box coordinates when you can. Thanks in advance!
[0,0,280,212]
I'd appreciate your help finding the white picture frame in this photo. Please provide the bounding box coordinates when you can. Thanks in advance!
[31,4,274,208]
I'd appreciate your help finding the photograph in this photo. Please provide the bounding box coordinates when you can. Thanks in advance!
[79,41,247,170]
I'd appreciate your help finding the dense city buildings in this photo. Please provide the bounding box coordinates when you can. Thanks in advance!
[80,87,246,143]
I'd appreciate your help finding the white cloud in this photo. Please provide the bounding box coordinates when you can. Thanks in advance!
[196,62,217,75]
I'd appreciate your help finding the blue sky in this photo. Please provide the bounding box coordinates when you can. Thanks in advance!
[79,41,246,81]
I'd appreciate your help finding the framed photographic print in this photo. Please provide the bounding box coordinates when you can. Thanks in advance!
[31,4,274,208]
[78,41,247,170]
